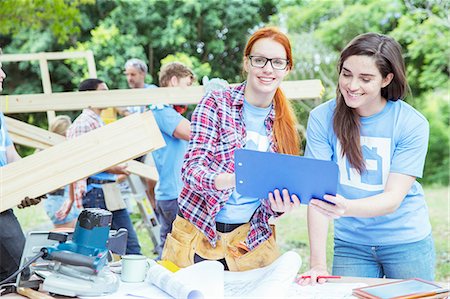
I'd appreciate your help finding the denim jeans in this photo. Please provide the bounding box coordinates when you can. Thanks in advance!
[332,234,435,281]
[155,199,178,259]
[84,188,141,255]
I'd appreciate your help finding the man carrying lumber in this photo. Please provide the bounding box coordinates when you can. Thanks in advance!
[0,55,43,284]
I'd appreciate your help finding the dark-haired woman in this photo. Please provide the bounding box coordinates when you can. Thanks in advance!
[300,32,434,284]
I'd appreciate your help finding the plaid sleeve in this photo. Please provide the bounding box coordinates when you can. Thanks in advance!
[66,118,96,205]
[246,198,278,250]
[66,121,94,139]
[181,92,221,194]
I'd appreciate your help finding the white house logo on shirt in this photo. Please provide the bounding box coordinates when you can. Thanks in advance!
[337,136,391,191]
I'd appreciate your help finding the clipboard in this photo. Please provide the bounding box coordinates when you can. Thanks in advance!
[234,149,338,204]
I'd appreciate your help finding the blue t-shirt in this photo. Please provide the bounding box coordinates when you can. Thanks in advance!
[305,99,431,245]
[150,105,188,200]
[0,112,13,167]
[216,100,272,224]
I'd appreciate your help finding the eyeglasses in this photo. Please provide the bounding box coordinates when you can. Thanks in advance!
[248,56,289,70]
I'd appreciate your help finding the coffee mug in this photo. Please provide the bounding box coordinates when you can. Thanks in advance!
[121,255,149,283]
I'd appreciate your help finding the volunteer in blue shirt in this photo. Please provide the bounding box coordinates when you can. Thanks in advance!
[300,33,434,284]
[149,62,193,258]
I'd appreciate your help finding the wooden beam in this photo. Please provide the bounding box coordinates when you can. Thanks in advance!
[6,116,158,180]
[0,80,324,113]
[0,111,165,212]
[38,57,56,124]
[5,116,65,148]
[126,160,159,181]
[85,51,97,78]
[0,50,99,125]
[8,132,49,150]
[0,51,96,62]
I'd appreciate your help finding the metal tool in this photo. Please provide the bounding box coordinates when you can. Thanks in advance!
[38,208,126,296]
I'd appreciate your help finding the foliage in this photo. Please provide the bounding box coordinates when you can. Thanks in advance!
[390,11,450,95]
[414,90,450,186]
[277,0,449,186]
[82,0,277,84]
[0,0,92,44]
[67,23,148,89]
[160,53,211,84]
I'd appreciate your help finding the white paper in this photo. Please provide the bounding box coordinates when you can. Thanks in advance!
[287,282,367,299]
[146,259,210,299]
[223,251,302,298]
[175,261,225,299]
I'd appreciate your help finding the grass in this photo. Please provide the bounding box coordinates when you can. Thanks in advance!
[15,186,449,281]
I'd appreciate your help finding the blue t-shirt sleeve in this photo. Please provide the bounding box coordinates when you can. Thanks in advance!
[390,115,429,178]
[152,107,185,137]
[305,105,334,161]
[1,113,12,146]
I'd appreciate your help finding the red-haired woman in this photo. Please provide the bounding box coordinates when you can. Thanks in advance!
[162,27,301,271]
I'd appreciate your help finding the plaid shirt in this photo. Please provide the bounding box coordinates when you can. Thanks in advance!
[66,108,104,208]
[178,82,280,250]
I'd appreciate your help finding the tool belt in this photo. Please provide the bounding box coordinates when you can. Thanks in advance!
[87,178,115,185]
[162,215,279,272]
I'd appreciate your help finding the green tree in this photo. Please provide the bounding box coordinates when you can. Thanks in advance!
[90,0,277,83]
[0,0,92,44]
[160,53,211,83]
[277,0,449,185]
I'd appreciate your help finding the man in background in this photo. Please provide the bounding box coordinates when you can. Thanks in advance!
[122,58,159,227]
[119,58,157,116]
[150,62,193,257]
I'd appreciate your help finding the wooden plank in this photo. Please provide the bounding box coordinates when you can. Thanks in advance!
[8,132,50,150]
[0,51,95,62]
[5,116,65,148]
[85,50,97,78]
[0,80,324,113]
[38,56,56,124]
[6,117,158,180]
[126,160,159,181]
[0,111,165,212]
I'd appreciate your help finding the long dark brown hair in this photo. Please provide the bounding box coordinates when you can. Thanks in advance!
[333,32,409,173]
[244,27,300,155]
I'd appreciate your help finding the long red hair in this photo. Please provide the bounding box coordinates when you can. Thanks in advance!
[244,27,300,155]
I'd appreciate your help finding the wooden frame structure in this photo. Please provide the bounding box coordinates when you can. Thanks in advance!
[0,51,97,122]
[0,80,324,113]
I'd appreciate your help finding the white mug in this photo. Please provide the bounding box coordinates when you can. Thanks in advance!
[121,255,149,283]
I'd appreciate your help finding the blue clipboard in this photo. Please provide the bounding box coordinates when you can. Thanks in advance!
[234,149,338,204]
